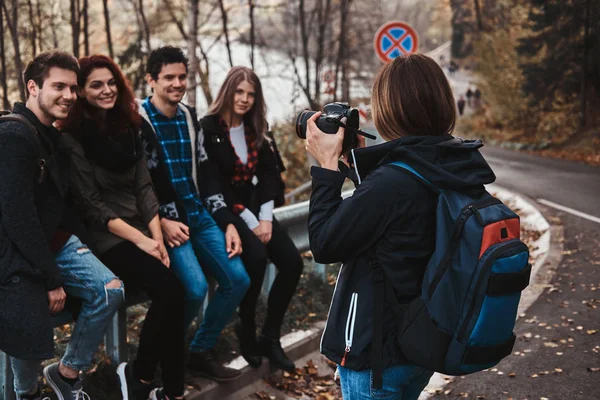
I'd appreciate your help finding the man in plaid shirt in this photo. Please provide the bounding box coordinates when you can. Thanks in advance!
[138,46,250,387]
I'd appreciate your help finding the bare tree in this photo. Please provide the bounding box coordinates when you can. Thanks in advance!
[70,0,81,57]
[163,0,215,104]
[218,0,234,67]
[102,0,114,58]
[187,0,199,108]
[138,0,151,52]
[27,0,36,57]
[2,0,25,101]
[36,0,43,51]
[473,0,483,32]
[334,0,352,101]
[50,0,59,48]
[314,0,332,107]
[83,0,89,55]
[248,0,255,68]
[0,0,10,109]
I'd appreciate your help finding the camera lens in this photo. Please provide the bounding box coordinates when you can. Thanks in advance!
[295,110,315,139]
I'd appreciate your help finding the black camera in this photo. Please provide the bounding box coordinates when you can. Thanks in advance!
[295,102,375,155]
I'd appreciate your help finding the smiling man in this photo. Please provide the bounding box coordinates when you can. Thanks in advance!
[0,51,124,400]
[136,46,250,387]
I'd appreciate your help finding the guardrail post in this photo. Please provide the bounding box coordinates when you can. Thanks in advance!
[105,305,128,364]
[0,351,15,400]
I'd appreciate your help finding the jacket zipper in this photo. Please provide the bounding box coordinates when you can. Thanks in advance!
[457,240,528,342]
[428,197,502,298]
[341,292,358,366]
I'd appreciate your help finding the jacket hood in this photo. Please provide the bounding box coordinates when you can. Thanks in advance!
[351,135,496,191]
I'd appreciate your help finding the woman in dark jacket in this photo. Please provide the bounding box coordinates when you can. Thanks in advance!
[59,55,185,400]
[305,54,496,399]
[200,67,303,372]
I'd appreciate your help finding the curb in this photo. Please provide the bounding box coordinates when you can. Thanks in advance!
[185,322,325,399]
[421,184,564,398]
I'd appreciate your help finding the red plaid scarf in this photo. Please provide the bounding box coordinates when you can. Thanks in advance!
[220,117,259,214]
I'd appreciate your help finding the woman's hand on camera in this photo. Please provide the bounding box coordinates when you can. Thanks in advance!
[306,112,345,171]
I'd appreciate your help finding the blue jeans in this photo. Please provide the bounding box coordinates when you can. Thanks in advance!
[10,358,40,397]
[11,235,123,394]
[168,210,250,352]
[338,364,433,400]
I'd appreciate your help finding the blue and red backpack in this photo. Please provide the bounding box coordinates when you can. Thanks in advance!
[370,161,531,388]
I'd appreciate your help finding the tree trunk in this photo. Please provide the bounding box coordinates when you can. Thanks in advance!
[198,44,213,105]
[218,0,234,68]
[102,0,114,58]
[298,0,311,104]
[3,0,25,101]
[334,0,351,101]
[83,0,89,55]
[580,0,590,128]
[36,0,43,51]
[473,0,483,32]
[27,0,36,57]
[187,0,199,108]
[138,0,151,52]
[70,0,80,57]
[50,0,59,48]
[0,0,11,109]
[248,0,255,69]
[314,0,332,108]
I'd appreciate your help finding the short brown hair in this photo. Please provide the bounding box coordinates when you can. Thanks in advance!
[23,50,79,94]
[371,53,456,141]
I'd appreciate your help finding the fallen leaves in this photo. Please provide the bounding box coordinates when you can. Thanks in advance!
[265,359,342,399]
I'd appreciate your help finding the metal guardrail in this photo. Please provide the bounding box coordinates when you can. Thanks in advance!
[0,196,333,400]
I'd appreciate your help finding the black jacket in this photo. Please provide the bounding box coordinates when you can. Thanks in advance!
[61,121,160,255]
[137,99,237,231]
[199,114,279,216]
[0,103,70,359]
[309,135,495,370]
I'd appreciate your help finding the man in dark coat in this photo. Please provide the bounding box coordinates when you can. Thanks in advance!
[0,51,123,400]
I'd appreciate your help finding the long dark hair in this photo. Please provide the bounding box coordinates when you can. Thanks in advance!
[208,66,267,148]
[60,54,141,137]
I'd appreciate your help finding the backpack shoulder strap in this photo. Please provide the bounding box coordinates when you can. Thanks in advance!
[388,161,439,193]
[0,113,46,183]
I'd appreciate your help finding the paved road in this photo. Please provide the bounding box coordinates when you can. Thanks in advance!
[482,145,600,220]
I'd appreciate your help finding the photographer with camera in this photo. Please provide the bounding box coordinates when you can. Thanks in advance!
[305,54,495,399]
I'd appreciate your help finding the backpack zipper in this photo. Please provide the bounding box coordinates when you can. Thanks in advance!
[457,240,529,342]
[341,292,358,366]
[428,197,502,298]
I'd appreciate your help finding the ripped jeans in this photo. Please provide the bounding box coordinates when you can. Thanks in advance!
[11,235,123,396]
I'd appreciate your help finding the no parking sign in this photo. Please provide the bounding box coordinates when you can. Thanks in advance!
[374,21,419,63]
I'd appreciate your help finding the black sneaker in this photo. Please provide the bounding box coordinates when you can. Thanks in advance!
[187,350,241,383]
[258,335,296,372]
[234,322,262,368]
[116,362,154,400]
[42,362,88,400]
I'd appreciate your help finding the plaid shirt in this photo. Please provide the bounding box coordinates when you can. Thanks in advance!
[141,98,204,226]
